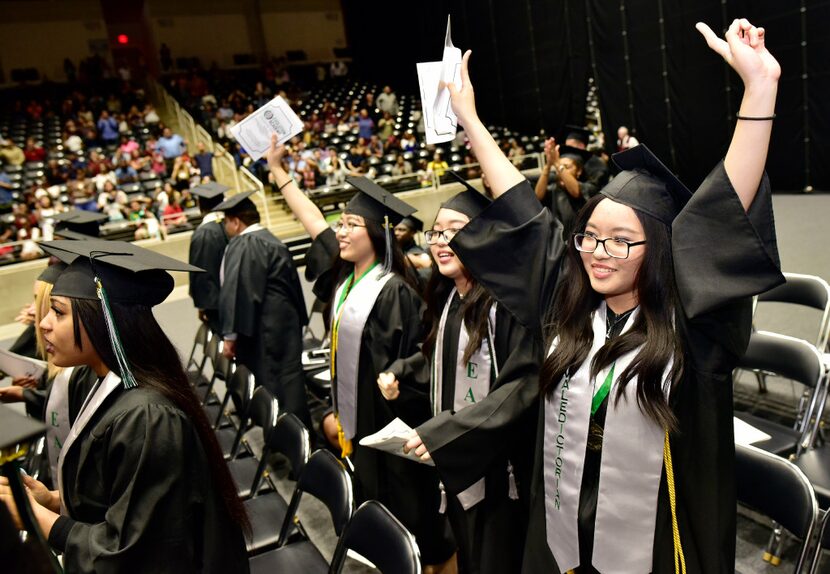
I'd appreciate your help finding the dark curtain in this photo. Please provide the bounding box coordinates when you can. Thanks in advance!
[342,0,829,191]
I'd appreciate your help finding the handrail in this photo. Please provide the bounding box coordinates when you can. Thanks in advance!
[239,165,271,229]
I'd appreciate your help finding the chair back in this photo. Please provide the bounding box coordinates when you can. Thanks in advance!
[225,364,255,459]
[278,449,352,546]
[245,387,279,497]
[737,331,825,391]
[757,273,830,350]
[736,443,818,573]
[186,322,210,370]
[329,500,421,574]
[267,413,311,480]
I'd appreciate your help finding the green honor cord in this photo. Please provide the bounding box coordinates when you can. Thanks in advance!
[95,277,138,389]
[591,362,615,416]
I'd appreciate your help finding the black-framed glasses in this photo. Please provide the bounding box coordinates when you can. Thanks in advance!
[573,232,646,259]
[333,221,367,234]
[424,228,464,245]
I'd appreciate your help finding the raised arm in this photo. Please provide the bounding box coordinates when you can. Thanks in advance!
[266,135,329,239]
[697,18,780,211]
[448,51,525,198]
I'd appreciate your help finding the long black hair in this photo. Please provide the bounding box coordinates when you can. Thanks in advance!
[71,298,251,535]
[539,194,684,431]
[422,262,494,366]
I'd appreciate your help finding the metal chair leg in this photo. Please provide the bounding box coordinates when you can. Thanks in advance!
[763,522,784,566]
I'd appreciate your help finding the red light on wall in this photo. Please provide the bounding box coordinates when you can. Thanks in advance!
[117,34,129,45]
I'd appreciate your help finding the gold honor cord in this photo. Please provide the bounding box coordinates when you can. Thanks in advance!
[664,429,687,574]
[0,443,28,465]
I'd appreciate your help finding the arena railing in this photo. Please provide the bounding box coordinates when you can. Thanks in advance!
[239,165,272,229]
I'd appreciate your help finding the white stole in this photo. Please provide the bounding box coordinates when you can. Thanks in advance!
[44,367,74,485]
[432,288,498,510]
[57,371,122,515]
[332,265,394,440]
[543,302,671,573]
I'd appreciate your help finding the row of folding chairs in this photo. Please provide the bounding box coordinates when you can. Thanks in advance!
[734,272,830,572]
[185,322,422,572]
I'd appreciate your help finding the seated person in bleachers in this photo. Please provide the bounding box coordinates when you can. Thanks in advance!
[162,192,188,227]
[45,159,69,186]
[118,134,140,159]
[92,165,117,193]
[129,197,164,240]
[172,155,195,191]
[13,203,42,260]
[427,151,449,178]
[23,137,46,163]
[114,158,138,184]
[0,139,25,166]
[391,155,413,176]
[97,110,119,145]
[400,130,417,151]
[68,168,95,200]
[144,104,160,125]
[368,134,385,158]
[357,108,375,139]
[36,195,63,241]
[97,181,128,220]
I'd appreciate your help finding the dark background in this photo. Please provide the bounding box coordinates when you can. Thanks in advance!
[342,0,829,192]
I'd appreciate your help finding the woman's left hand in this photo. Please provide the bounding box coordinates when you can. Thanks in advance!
[0,475,59,536]
[12,376,38,389]
[403,431,432,462]
[696,18,781,88]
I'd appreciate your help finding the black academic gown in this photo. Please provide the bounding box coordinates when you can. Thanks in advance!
[584,155,610,188]
[8,323,38,359]
[49,385,249,574]
[305,228,455,565]
[21,366,98,488]
[219,227,310,427]
[451,165,784,573]
[189,218,227,335]
[389,293,541,574]
[539,179,597,237]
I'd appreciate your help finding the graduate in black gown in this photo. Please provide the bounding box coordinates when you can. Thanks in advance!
[188,181,229,335]
[215,190,311,428]
[0,262,98,490]
[563,126,611,189]
[379,184,540,573]
[266,136,456,571]
[534,140,597,236]
[421,19,784,573]
[0,240,249,573]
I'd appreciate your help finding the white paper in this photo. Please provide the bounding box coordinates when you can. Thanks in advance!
[733,416,772,446]
[0,347,47,380]
[230,95,304,161]
[417,15,463,145]
[358,417,435,466]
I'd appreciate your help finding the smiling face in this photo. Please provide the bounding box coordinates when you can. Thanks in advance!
[430,208,470,280]
[336,213,374,264]
[580,198,646,312]
[39,296,99,368]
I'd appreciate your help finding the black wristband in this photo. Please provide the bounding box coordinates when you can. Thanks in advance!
[278,179,293,191]
[736,114,776,121]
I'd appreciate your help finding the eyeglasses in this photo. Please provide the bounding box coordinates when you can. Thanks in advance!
[334,221,367,234]
[573,232,646,259]
[424,228,464,245]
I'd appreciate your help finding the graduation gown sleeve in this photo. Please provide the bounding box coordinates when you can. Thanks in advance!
[304,227,340,302]
[450,180,566,334]
[417,307,541,495]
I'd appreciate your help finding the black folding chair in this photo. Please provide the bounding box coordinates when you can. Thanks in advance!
[202,344,233,427]
[736,443,819,573]
[190,326,218,390]
[808,510,829,574]
[245,412,311,555]
[330,500,422,574]
[215,364,256,461]
[185,322,211,382]
[249,450,353,573]
[734,331,826,457]
[228,387,278,499]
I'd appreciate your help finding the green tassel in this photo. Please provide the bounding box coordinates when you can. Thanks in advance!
[95,277,138,389]
[381,214,393,276]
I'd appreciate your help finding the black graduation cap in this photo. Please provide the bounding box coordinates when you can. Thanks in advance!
[41,240,202,306]
[441,171,491,219]
[0,405,47,453]
[36,261,67,285]
[190,181,230,200]
[344,176,416,226]
[558,144,592,167]
[52,209,109,238]
[563,125,591,146]
[211,190,257,214]
[601,144,692,225]
[398,216,423,232]
[53,228,98,241]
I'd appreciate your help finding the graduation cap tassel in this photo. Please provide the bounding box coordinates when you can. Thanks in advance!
[438,480,447,514]
[507,460,519,500]
[95,277,138,390]
[382,215,393,276]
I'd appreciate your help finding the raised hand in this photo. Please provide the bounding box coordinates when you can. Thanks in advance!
[696,19,781,88]
[265,134,288,173]
[376,372,400,401]
[447,50,477,129]
[543,137,560,167]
